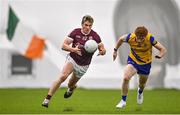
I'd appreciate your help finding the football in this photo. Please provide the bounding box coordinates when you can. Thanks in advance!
[84,39,98,53]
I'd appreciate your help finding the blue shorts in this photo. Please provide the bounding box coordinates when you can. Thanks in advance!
[127,56,151,75]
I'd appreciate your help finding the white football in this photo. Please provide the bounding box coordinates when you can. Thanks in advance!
[84,39,98,53]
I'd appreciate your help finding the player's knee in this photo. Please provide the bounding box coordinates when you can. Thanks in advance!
[124,74,130,82]
[123,73,131,80]
[123,76,130,81]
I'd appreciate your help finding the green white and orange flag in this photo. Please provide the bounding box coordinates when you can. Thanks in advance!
[4,4,45,59]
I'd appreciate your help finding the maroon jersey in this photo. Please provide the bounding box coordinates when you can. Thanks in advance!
[68,28,102,66]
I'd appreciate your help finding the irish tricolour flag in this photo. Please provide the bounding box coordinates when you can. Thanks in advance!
[1,1,45,59]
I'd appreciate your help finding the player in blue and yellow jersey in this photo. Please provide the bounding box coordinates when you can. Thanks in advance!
[113,26,167,109]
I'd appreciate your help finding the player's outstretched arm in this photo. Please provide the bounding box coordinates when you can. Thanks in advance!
[113,35,127,61]
[154,42,167,59]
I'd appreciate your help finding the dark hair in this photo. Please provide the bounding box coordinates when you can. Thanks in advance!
[81,15,94,25]
[135,26,148,38]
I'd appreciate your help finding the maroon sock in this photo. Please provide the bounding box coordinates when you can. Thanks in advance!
[46,95,52,100]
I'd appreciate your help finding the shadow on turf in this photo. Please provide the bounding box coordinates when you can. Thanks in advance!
[135,105,143,111]
[63,107,73,112]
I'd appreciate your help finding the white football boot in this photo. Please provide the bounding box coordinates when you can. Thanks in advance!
[137,88,143,104]
[116,100,126,109]
[42,98,49,108]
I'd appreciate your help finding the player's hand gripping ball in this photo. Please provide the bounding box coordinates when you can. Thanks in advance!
[84,39,98,53]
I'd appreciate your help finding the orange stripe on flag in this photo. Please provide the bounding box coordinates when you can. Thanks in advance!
[25,35,45,59]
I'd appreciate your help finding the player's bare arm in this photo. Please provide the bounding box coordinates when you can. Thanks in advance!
[61,38,82,56]
[97,42,106,56]
[153,42,167,59]
[113,34,127,61]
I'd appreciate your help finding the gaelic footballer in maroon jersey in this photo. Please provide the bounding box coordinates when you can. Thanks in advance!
[68,28,101,66]
[42,15,106,108]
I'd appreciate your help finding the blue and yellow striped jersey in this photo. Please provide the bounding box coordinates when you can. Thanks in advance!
[126,33,158,65]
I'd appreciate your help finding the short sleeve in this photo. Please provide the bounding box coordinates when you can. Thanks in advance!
[68,29,76,40]
[150,36,157,46]
[93,32,102,44]
[125,33,131,42]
